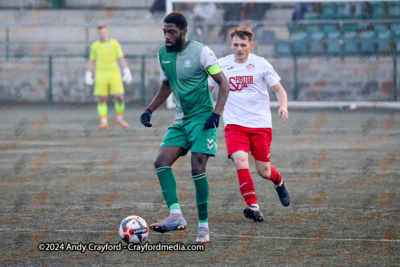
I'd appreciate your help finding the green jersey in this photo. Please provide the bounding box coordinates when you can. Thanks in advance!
[158,40,221,123]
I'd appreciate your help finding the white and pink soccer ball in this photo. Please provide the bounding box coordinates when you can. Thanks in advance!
[119,215,149,244]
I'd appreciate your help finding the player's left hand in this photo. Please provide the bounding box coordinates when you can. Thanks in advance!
[122,67,133,84]
[140,109,152,127]
[203,112,220,130]
[278,107,289,124]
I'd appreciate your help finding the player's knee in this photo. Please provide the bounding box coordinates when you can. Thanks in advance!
[257,166,271,179]
[115,95,124,103]
[98,97,107,104]
[154,160,161,169]
[191,167,206,176]
[233,157,249,170]
[154,159,169,169]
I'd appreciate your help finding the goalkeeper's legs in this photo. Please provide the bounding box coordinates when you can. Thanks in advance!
[150,146,187,233]
[97,96,108,130]
[114,94,129,128]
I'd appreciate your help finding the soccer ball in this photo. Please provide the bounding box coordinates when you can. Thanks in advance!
[119,215,149,244]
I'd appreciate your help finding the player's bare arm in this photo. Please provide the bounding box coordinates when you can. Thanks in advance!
[209,71,229,115]
[147,81,172,112]
[87,59,95,72]
[203,71,229,130]
[117,57,128,69]
[140,81,172,127]
[272,82,288,124]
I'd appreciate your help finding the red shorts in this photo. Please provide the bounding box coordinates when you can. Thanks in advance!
[224,124,272,162]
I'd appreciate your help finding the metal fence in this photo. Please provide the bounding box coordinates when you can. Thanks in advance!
[0,18,399,104]
[0,53,397,105]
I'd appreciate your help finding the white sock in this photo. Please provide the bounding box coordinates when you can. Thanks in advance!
[170,209,182,215]
[275,180,284,187]
[251,204,259,209]
[117,115,123,121]
[199,222,208,228]
[101,118,107,124]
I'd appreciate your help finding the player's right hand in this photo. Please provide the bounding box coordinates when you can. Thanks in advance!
[140,108,152,127]
[85,71,94,86]
[278,106,289,124]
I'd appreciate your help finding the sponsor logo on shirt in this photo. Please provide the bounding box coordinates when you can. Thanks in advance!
[162,61,170,64]
[227,67,234,70]
[229,76,254,91]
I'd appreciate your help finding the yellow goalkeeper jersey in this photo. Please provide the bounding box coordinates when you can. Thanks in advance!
[90,39,123,72]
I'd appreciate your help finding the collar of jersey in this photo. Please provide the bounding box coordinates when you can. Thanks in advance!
[99,39,111,44]
[177,39,191,53]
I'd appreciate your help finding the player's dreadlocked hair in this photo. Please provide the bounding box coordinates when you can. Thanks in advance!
[163,12,188,30]
[230,26,254,42]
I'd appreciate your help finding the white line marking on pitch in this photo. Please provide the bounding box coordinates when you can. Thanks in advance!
[0,229,399,243]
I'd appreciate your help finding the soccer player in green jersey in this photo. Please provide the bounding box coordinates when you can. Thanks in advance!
[140,12,229,243]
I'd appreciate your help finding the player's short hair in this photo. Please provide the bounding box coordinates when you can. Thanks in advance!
[230,26,254,42]
[163,12,188,30]
[97,25,107,30]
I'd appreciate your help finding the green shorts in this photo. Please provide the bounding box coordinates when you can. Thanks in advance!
[160,120,218,156]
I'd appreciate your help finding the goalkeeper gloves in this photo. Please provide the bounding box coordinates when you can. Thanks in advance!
[203,112,220,130]
[85,71,94,86]
[140,108,152,127]
[122,67,133,84]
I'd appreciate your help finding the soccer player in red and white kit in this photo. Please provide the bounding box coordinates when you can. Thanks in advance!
[209,26,291,222]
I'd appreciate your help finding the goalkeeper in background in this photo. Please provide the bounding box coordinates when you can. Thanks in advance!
[85,25,132,130]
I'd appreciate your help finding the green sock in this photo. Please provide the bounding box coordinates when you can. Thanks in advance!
[97,103,107,121]
[114,102,125,117]
[192,173,209,221]
[156,166,179,208]
[199,218,208,223]
[169,203,180,210]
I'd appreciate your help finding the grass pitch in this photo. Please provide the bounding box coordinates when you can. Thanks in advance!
[0,104,399,266]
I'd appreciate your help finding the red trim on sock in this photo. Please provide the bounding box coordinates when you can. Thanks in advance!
[237,169,258,206]
[270,165,282,186]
